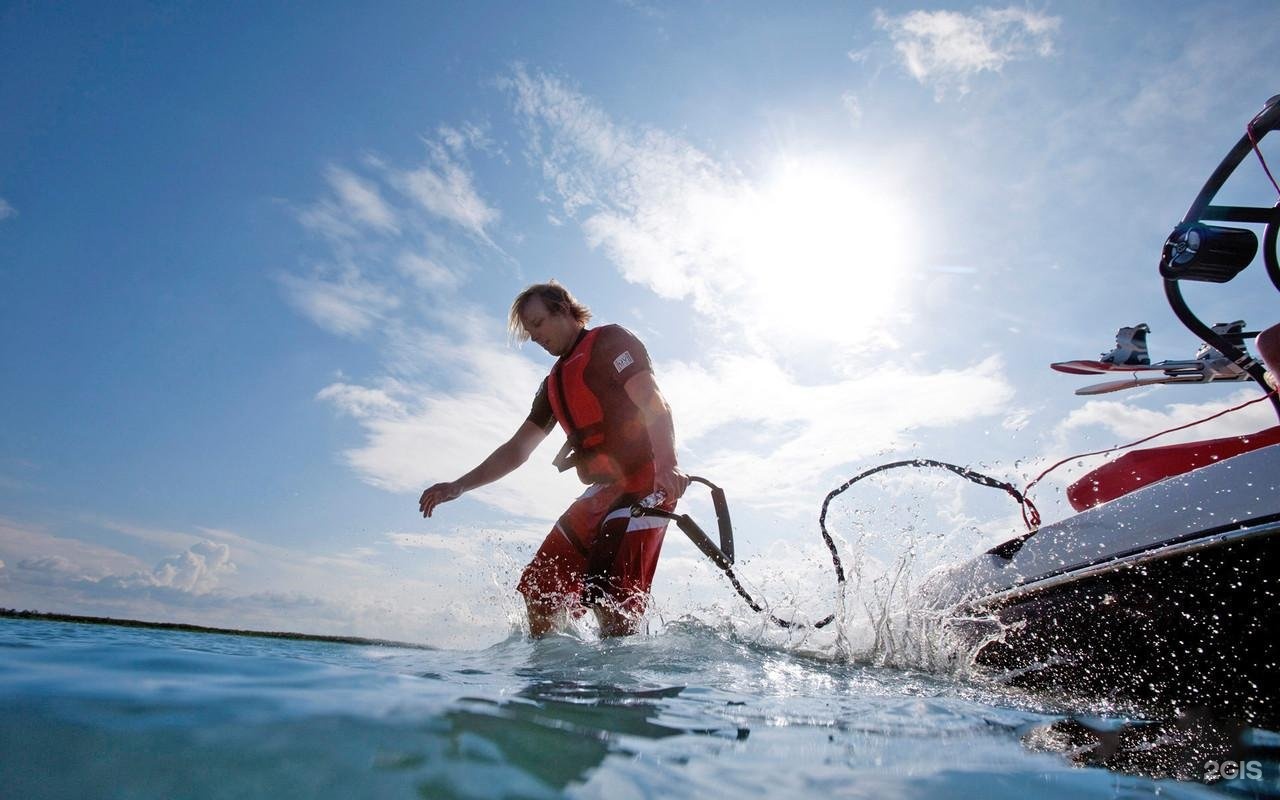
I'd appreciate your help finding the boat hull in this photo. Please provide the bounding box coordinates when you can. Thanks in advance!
[970,521,1280,726]
[931,445,1280,726]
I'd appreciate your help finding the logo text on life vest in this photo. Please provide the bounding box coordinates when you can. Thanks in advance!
[613,351,634,373]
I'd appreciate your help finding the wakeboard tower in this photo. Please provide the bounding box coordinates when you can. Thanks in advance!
[634,93,1280,729]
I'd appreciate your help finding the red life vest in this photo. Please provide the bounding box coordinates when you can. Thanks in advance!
[547,328,623,483]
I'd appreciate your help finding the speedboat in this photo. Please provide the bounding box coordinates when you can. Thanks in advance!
[636,94,1280,727]
[927,93,1280,727]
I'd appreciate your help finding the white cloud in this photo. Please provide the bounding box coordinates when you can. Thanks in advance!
[1052,388,1277,450]
[325,165,399,233]
[874,6,1060,98]
[142,541,236,593]
[1001,407,1034,431]
[847,46,872,65]
[17,555,81,575]
[296,142,496,245]
[281,127,503,344]
[1016,388,1280,516]
[438,122,501,160]
[316,382,408,420]
[0,517,150,578]
[664,354,1016,514]
[387,531,479,555]
[98,518,206,551]
[317,323,582,520]
[395,250,460,289]
[0,197,14,221]
[386,524,544,558]
[277,269,400,337]
[841,90,863,125]
[96,518,336,578]
[395,142,499,240]
[1110,15,1280,153]
[7,538,235,596]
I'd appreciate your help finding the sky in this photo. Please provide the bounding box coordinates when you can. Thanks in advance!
[3,1,1279,647]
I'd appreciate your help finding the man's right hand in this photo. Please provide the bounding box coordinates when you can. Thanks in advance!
[419,481,463,518]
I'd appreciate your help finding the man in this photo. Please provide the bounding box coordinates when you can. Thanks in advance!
[418,281,688,637]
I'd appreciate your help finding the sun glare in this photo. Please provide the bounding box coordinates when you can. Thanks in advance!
[740,157,915,351]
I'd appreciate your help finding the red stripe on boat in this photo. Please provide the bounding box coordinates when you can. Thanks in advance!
[1067,426,1280,511]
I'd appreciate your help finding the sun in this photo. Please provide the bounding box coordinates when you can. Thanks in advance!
[738,156,916,352]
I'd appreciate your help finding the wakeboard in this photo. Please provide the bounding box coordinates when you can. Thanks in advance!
[1051,359,1205,376]
[1075,371,1251,396]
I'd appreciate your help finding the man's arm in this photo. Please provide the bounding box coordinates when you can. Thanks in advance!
[419,419,550,518]
[623,371,689,501]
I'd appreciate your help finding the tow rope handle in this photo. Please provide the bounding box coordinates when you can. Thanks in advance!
[632,476,823,629]
[631,475,735,568]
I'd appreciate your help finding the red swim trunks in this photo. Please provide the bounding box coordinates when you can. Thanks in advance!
[517,473,673,617]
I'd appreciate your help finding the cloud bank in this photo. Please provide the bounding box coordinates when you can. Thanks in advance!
[0,517,524,647]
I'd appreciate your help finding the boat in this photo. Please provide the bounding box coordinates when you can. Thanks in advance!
[633,94,1280,730]
[925,93,1280,728]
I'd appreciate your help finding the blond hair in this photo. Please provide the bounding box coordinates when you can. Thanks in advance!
[508,281,592,342]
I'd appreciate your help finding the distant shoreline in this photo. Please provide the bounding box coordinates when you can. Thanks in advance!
[0,608,434,650]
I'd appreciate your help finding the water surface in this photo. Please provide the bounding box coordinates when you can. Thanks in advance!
[0,617,1272,799]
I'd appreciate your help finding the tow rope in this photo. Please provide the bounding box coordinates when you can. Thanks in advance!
[632,461,1037,630]
[634,379,1280,630]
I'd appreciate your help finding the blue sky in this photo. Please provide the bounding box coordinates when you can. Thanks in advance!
[3,1,1279,646]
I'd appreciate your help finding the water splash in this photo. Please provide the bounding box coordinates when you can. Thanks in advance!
[650,478,1023,687]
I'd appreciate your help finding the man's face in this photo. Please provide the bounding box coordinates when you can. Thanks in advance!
[519,296,581,357]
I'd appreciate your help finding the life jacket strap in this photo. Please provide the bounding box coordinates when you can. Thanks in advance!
[552,440,578,473]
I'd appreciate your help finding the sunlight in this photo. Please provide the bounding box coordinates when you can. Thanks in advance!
[739,157,916,351]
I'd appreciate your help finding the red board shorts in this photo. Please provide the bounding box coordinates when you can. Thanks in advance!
[517,474,673,618]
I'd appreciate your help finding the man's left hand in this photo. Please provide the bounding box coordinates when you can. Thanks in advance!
[655,466,689,503]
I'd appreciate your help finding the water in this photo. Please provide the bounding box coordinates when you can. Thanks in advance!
[2,616,1274,799]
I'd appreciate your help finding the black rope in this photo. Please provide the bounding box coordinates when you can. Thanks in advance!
[718,561,804,629]
[702,459,1036,630]
[642,480,815,629]
[818,459,1036,569]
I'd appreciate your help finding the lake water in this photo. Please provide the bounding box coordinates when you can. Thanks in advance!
[1,615,1274,799]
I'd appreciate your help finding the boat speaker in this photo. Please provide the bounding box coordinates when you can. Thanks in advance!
[1159,222,1257,282]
